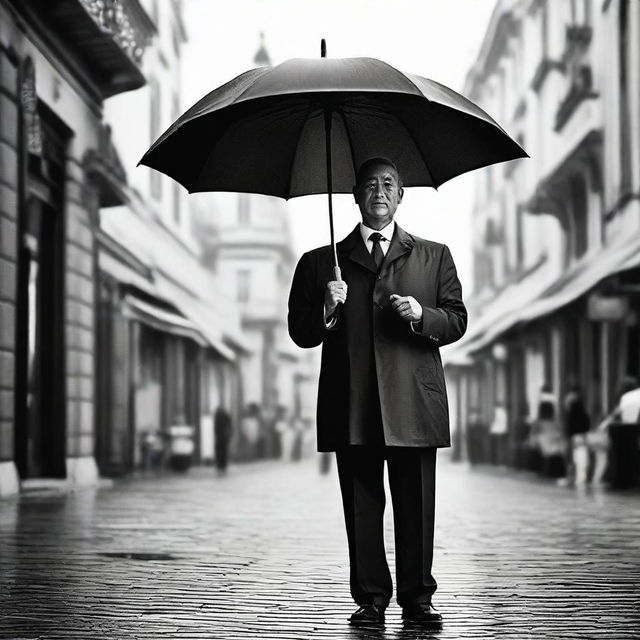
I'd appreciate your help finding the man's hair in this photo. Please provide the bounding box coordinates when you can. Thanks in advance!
[354,157,403,188]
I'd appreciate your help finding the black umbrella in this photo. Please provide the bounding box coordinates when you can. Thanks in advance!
[140,42,526,279]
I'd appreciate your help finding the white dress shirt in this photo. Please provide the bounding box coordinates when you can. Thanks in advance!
[360,220,395,256]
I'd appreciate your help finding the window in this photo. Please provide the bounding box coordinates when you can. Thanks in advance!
[149,77,162,200]
[150,0,159,25]
[173,182,181,225]
[237,269,250,303]
[541,2,549,57]
[515,204,524,271]
[172,93,180,121]
[172,24,181,58]
[569,173,588,258]
[570,0,591,25]
[619,0,632,192]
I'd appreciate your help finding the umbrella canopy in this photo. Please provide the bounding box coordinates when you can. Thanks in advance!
[140,56,527,199]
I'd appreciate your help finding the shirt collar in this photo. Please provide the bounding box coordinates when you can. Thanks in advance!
[360,220,395,245]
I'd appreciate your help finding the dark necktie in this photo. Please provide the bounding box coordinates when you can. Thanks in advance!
[369,232,385,271]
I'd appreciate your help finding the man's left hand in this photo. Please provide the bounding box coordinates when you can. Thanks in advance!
[390,294,422,323]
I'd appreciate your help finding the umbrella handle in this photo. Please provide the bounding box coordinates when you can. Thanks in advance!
[333,266,342,281]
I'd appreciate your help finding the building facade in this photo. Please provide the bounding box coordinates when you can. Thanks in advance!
[445,0,640,472]
[98,0,249,474]
[0,0,155,495]
[0,0,253,495]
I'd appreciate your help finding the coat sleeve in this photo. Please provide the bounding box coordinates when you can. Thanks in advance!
[415,244,468,347]
[288,251,331,348]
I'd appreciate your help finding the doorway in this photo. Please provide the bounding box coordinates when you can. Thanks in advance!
[15,103,68,479]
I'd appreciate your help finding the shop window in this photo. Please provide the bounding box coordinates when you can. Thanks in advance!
[565,316,582,381]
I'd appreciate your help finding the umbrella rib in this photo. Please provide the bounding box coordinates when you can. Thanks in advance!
[385,68,440,187]
[337,109,358,182]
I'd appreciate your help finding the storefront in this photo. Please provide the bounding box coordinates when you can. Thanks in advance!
[0,0,154,495]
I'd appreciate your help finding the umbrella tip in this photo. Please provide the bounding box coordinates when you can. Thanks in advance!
[321,38,327,58]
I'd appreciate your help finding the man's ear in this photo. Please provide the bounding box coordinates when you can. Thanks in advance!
[398,187,404,203]
[352,186,359,203]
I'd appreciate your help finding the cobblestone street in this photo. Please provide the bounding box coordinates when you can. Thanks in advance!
[1,454,639,639]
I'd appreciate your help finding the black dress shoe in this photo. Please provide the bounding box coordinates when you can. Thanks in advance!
[402,602,442,624]
[349,604,386,624]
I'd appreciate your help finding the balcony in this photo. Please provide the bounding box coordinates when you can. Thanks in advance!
[554,64,598,131]
[564,24,592,53]
[555,23,597,131]
[14,0,156,98]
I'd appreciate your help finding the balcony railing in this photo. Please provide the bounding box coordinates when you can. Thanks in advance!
[14,0,156,98]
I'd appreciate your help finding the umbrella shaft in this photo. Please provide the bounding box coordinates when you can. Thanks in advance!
[324,108,340,274]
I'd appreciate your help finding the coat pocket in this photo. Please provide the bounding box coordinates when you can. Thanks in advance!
[414,364,444,394]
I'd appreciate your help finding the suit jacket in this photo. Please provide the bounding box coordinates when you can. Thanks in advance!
[288,223,467,451]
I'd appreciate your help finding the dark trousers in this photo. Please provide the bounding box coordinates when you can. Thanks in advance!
[336,446,437,608]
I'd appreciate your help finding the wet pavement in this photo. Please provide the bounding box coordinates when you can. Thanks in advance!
[1,454,639,639]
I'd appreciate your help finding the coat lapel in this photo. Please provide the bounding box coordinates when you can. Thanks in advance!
[337,225,378,275]
[380,224,415,276]
[337,223,415,276]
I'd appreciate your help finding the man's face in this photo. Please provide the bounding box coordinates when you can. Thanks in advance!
[353,163,404,229]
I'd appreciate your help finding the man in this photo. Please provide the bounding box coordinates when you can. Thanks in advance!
[214,405,232,475]
[288,158,467,625]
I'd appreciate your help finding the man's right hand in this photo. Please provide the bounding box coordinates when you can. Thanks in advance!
[325,280,348,315]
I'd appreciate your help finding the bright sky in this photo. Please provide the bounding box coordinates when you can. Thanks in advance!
[182,0,500,292]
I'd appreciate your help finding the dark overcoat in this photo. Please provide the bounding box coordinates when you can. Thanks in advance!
[288,224,467,451]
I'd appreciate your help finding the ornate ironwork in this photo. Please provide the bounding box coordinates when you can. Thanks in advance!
[20,57,43,157]
[78,0,145,65]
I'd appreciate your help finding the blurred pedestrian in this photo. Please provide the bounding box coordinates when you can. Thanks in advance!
[561,382,590,486]
[289,413,305,462]
[240,403,261,461]
[534,385,564,476]
[588,376,640,486]
[274,405,293,461]
[617,376,640,423]
[288,158,467,626]
[214,406,232,475]
[466,409,487,465]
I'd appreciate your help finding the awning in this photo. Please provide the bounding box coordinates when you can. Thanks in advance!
[100,251,239,361]
[513,234,640,327]
[122,295,208,347]
[448,233,640,362]
[99,250,158,298]
[99,199,249,361]
[154,274,240,362]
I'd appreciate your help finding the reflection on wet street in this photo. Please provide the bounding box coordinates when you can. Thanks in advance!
[1,456,639,639]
